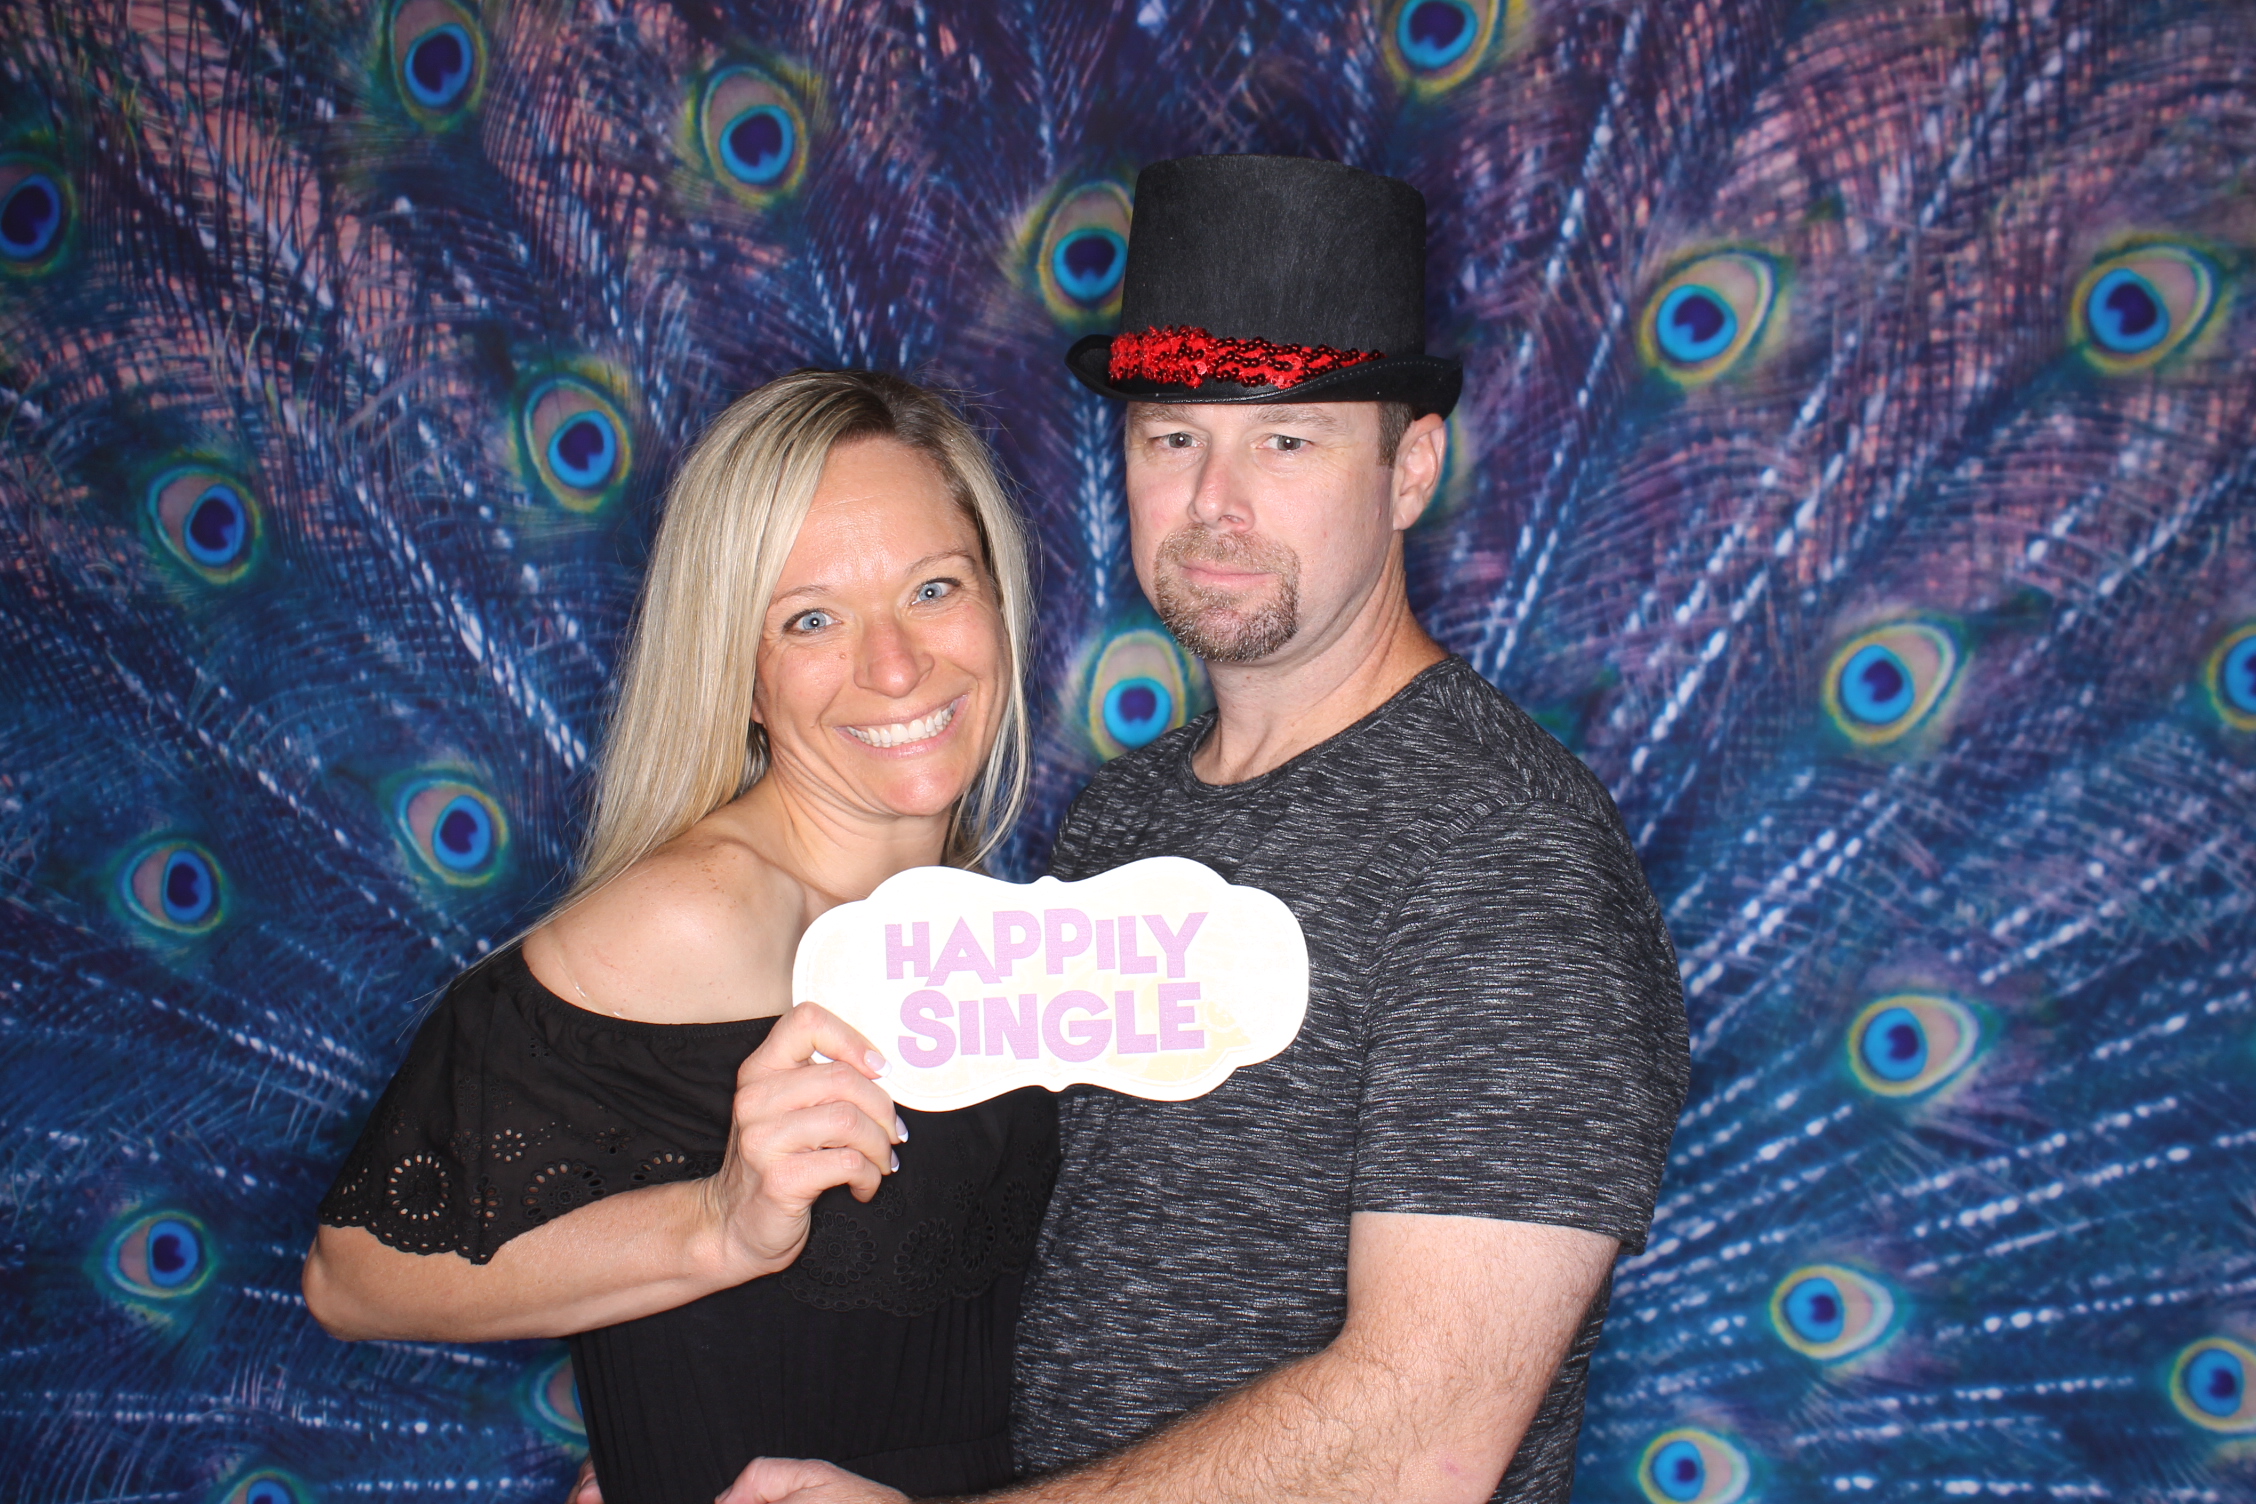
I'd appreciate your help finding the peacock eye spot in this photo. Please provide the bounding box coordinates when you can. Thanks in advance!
[2204,624,2256,732]
[520,377,632,511]
[222,1472,306,1504]
[528,1353,587,1440]
[2071,244,2218,373]
[0,170,64,262]
[106,1211,213,1300]
[550,411,618,488]
[396,777,508,884]
[1102,676,1173,750]
[699,67,809,204]
[1848,994,1980,1096]
[389,0,486,126]
[1086,629,1198,760]
[1032,181,1134,325]
[721,106,794,185]
[2173,1338,2256,1432]
[1637,1429,1750,1504]
[2091,269,2164,349]
[1840,643,1910,722]
[122,841,226,934]
[1638,252,1779,385]
[1658,286,1736,362]
[147,467,261,581]
[1821,622,1959,747]
[405,24,473,107]
[1053,227,1127,303]
[1770,1264,1896,1358]
[1387,0,1498,88]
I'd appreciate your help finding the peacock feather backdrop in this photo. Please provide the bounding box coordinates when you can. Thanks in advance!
[2,0,2253,1498]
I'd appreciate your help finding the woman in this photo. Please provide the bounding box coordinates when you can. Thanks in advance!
[304,370,1058,1503]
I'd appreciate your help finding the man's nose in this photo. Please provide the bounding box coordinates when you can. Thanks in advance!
[856,613,926,697]
[1186,446,1251,529]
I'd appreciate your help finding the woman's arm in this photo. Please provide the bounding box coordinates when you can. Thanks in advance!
[302,1001,900,1342]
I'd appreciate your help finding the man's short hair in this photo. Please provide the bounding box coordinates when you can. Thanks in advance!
[1377,401,1414,468]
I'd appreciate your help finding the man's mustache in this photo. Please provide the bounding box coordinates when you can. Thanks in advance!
[1156,528,1298,577]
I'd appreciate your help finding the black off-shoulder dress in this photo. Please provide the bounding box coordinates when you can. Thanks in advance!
[319,947,1059,1504]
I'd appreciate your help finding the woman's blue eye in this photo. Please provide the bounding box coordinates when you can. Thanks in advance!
[918,581,952,602]
[795,612,833,632]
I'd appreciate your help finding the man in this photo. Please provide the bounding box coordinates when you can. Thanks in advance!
[729,155,1689,1504]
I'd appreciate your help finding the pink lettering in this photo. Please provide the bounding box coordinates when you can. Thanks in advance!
[885,921,931,980]
[1043,989,1111,1063]
[1142,912,1206,978]
[898,989,956,1068]
[985,994,1039,1059]
[958,994,982,1055]
[1114,989,1157,1054]
[1115,915,1157,975]
[1044,908,1093,974]
[1157,981,1205,1050]
[992,910,1041,979]
[1094,917,1116,970]
[929,918,1001,986]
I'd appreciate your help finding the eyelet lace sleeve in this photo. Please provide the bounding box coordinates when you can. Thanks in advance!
[317,949,1059,1315]
[315,954,738,1263]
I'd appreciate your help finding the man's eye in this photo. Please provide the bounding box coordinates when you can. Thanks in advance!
[1161,432,1196,449]
[1271,435,1306,452]
[788,610,835,633]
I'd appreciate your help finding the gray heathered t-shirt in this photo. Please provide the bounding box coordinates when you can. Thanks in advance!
[1011,656,1690,1501]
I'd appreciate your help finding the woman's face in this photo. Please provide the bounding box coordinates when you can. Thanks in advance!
[751,436,1009,826]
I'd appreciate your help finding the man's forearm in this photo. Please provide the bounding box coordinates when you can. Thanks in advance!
[991,1335,1524,1504]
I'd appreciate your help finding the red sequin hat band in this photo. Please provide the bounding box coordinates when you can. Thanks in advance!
[1107,324,1385,391]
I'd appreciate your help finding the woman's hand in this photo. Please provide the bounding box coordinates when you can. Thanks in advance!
[717,1457,908,1504]
[700,1001,903,1284]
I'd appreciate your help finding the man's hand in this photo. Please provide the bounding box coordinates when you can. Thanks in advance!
[716,1457,907,1504]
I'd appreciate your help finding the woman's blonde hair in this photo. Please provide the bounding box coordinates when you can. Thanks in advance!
[560,369,1032,909]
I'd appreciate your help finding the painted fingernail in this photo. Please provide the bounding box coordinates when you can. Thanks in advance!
[889,1149,901,1173]
[894,1115,909,1143]
[865,1049,888,1075]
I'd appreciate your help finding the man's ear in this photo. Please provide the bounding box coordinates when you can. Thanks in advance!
[1389,413,1448,532]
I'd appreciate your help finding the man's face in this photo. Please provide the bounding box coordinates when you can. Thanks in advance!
[1123,401,1436,665]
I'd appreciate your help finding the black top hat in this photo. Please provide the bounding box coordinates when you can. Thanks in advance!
[1065,155,1462,418]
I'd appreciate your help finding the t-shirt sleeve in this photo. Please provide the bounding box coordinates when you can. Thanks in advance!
[317,973,504,1263]
[1351,801,1689,1252]
[1042,782,1103,880]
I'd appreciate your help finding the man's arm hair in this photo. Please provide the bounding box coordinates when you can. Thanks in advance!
[995,1211,1616,1504]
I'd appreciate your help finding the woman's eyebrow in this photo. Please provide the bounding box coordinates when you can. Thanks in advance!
[769,550,980,605]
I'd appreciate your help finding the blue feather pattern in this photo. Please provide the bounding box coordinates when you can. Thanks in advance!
[1,0,2251,1499]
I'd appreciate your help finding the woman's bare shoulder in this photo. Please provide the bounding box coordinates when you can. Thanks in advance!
[523,827,803,1024]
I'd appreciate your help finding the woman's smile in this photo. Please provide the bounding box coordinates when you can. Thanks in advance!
[839,694,967,752]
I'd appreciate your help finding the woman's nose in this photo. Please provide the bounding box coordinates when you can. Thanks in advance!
[855,615,926,697]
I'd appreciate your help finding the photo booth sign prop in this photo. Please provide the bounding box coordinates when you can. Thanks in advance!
[794,857,1308,1111]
